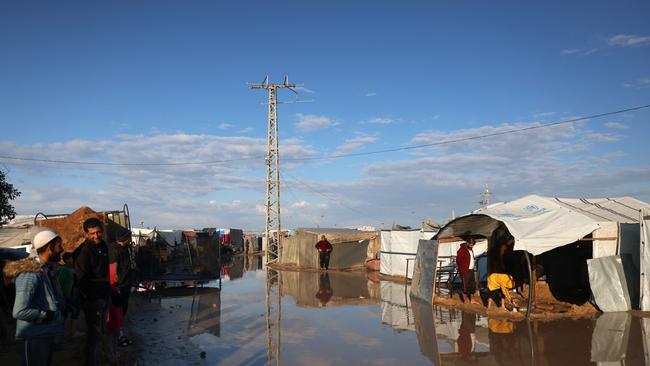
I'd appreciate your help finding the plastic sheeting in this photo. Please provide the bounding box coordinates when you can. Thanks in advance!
[437,195,601,256]
[587,256,632,312]
[641,208,650,311]
[380,230,436,278]
[410,240,438,302]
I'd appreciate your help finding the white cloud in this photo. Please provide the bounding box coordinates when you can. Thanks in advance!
[604,122,628,130]
[291,200,310,209]
[239,127,254,133]
[366,117,393,125]
[334,134,378,155]
[586,132,621,142]
[365,91,377,97]
[532,112,557,118]
[623,76,650,89]
[218,123,233,130]
[560,48,598,56]
[294,86,315,94]
[561,48,581,55]
[293,113,339,132]
[1,133,317,229]
[607,34,650,47]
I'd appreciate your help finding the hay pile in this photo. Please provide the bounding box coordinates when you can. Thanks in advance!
[35,207,106,252]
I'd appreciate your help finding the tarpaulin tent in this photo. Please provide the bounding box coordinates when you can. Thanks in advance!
[380,230,436,279]
[435,194,650,311]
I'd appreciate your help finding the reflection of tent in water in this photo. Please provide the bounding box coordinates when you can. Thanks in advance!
[380,281,415,331]
[280,228,378,270]
[412,305,650,365]
[133,228,221,281]
[187,288,222,337]
[280,271,379,307]
[434,194,650,311]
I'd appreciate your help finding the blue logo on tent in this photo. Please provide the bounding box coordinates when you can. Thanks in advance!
[524,204,547,215]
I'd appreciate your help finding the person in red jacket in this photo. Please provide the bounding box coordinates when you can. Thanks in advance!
[456,236,478,304]
[314,235,333,270]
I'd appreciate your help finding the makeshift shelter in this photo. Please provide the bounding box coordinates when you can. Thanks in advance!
[434,194,650,311]
[279,228,378,270]
[380,229,437,279]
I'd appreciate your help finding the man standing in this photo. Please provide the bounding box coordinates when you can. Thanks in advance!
[456,236,478,304]
[314,235,333,270]
[75,218,110,366]
[4,229,65,366]
[109,229,134,346]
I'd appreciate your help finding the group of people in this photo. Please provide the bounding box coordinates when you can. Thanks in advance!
[3,218,136,365]
[456,235,517,311]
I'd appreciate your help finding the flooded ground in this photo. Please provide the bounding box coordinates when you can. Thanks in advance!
[125,255,650,366]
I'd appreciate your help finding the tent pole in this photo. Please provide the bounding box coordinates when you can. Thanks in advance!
[524,252,533,318]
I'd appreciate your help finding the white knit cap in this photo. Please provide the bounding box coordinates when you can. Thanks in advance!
[33,229,60,250]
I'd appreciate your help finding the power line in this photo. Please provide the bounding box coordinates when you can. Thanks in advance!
[282,172,384,223]
[289,103,650,161]
[1,103,648,167]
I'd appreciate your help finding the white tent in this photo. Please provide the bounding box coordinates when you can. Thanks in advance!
[436,194,648,256]
[380,230,436,279]
[435,194,650,311]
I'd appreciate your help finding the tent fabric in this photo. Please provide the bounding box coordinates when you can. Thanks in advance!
[587,256,632,312]
[641,208,650,312]
[380,230,436,278]
[436,195,604,256]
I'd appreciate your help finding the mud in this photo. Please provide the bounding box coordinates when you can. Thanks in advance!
[433,281,600,321]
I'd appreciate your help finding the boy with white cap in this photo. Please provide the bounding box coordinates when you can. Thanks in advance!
[3,228,65,366]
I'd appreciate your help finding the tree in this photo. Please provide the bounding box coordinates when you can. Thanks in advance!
[0,170,21,225]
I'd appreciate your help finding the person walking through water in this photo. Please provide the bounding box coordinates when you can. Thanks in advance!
[75,218,110,366]
[456,236,479,304]
[4,229,65,366]
[315,235,333,270]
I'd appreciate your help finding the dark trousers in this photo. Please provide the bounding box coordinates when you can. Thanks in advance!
[480,289,504,307]
[119,286,131,316]
[82,299,108,366]
[16,337,54,366]
[319,252,331,270]
[459,269,476,301]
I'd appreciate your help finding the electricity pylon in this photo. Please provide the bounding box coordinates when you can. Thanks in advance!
[249,76,297,264]
[479,184,491,208]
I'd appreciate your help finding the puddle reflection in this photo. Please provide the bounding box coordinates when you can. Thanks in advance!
[142,259,650,365]
[424,306,650,366]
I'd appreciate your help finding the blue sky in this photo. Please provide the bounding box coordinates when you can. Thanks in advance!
[1,1,649,230]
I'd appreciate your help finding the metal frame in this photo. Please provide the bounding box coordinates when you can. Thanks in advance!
[250,77,298,264]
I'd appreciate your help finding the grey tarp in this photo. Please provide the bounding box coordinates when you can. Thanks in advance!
[409,240,438,302]
[587,256,632,312]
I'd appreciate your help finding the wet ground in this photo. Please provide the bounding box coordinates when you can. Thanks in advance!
[125,255,650,366]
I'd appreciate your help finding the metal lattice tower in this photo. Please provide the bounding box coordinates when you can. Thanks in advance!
[250,76,297,264]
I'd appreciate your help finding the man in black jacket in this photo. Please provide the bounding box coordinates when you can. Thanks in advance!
[75,218,110,366]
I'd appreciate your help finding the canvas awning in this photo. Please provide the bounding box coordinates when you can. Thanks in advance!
[435,195,604,255]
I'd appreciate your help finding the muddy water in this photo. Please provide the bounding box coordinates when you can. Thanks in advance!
[129,256,650,366]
